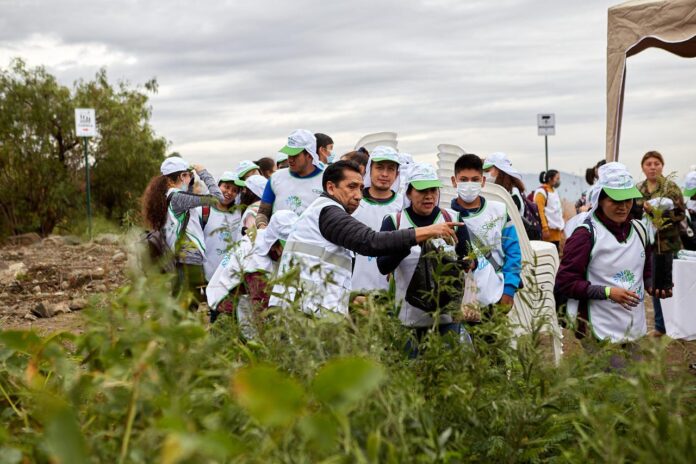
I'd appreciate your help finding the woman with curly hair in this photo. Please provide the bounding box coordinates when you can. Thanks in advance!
[142,157,224,311]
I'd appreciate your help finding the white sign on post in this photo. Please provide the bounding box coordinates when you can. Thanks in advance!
[75,109,96,138]
[537,113,555,136]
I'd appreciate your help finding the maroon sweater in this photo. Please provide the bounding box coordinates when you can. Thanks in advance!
[555,210,652,307]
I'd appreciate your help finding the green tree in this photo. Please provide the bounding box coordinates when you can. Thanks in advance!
[0,58,167,237]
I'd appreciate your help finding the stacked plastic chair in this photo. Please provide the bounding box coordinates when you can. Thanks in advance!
[436,145,563,364]
[354,132,398,152]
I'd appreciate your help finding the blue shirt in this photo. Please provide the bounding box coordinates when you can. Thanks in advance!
[261,166,323,205]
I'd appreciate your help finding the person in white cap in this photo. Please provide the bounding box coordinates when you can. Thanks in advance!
[270,160,460,318]
[235,160,261,180]
[377,163,475,355]
[449,154,522,310]
[351,146,403,293]
[239,174,268,238]
[199,171,246,281]
[206,210,299,330]
[256,129,324,229]
[141,157,224,311]
[483,152,527,217]
[555,162,670,346]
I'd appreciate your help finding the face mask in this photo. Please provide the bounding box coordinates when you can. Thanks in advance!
[554,181,561,188]
[487,175,497,184]
[327,152,336,164]
[457,182,482,203]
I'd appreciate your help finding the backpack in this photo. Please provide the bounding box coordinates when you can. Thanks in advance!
[141,192,191,272]
[396,210,472,312]
[521,197,543,240]
[526,187,543,203]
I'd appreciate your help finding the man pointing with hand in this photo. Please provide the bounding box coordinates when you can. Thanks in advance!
[270,160,461,317]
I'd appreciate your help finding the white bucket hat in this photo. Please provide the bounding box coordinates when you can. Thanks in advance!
[278,129,321,169]
[160,157,192,176]
[255,210,298,256]
[483,152,522,180]
[244,174,268,198]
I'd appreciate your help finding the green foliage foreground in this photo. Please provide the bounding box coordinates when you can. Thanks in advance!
[0,274,695,463]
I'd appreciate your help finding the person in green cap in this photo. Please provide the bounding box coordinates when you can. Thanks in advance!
[200,171,246,281]
[556,162,671,345]
[256,129,324,229]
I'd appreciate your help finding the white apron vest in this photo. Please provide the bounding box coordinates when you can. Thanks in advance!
[240,202,260,236]
[206,231,279,311]
[568,215,647,342]
[270,196,354,316]
[391,208,456,328]
[270,168,324,215]
[201,207,243,281]
[163,188,206,257]
[535,187,565,230]
[457,200,506,306]
[351,192,403,292]
[206,237,253,310]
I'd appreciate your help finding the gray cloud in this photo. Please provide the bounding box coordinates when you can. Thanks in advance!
[1,0,694,182]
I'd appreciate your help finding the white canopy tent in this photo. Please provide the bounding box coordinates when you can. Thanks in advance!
[606,0,696,161]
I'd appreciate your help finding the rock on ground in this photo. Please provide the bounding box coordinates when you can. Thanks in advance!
[0,235,128,329]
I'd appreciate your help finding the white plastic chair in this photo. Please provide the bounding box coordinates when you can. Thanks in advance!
[436,147,563,364]
[354,132,398,152]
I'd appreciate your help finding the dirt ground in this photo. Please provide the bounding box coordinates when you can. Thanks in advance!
[0,233,128,334]
[1,235,694,372]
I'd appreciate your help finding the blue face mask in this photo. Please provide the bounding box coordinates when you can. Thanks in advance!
[327,152,336,164]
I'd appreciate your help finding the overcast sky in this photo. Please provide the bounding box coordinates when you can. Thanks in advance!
[1,0,694,183]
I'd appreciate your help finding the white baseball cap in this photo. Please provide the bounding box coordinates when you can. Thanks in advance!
[483,152,522,180]
[275,151,288,163]
[406,163,444,190]
[236,160,260,178]
[364,146,401,189]
[279,129,317,157]
[255,210,298,256]
[369,146,401,165]
[245,174,268,198]
[588,162,642,213]
[160,157,192,176]
[279,129,321,168]
[218,171,246,187]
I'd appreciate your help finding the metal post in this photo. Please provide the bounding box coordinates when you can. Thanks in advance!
[544,135,549,172]
[83,138,92,240]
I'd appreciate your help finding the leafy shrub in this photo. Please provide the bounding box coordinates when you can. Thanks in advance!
[0,271,695,463]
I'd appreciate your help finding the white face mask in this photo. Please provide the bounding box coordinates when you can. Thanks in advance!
[457,181,482,203]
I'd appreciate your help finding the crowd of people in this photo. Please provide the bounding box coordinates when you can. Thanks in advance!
[141,130,696,355]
